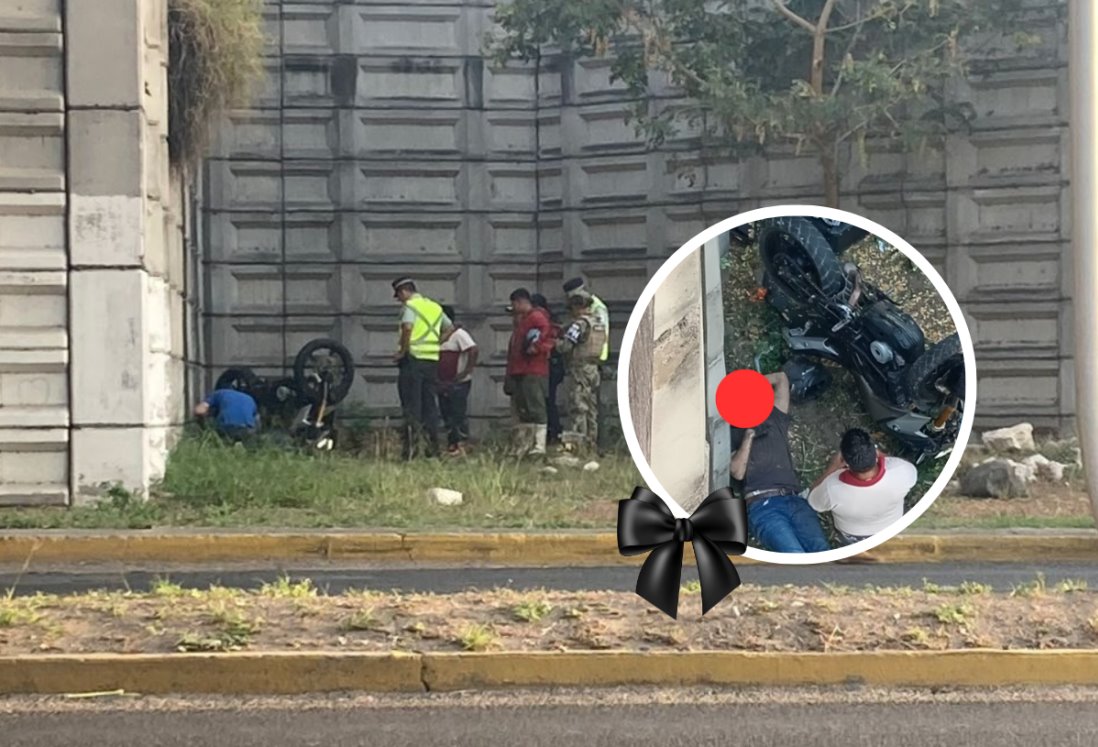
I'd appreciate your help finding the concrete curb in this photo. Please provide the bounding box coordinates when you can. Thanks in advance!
[2,650,1098,694]
[0,531,1095,567]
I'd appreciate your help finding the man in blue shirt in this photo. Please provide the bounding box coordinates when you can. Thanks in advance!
[194,389,260,443]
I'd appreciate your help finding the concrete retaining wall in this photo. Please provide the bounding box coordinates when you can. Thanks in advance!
[0,0,188,506]
[204,0,1072,435]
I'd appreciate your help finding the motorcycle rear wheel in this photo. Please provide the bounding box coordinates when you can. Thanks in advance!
[905,332,964,408]
[214,367,258,394]
[757,217,846,301]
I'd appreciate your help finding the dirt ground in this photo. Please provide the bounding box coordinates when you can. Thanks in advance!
[722,231,957,494]
[1,581,1096,656]
[923,484,1096,529]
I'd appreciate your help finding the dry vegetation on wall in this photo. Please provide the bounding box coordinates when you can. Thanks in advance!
[167,0,264,165]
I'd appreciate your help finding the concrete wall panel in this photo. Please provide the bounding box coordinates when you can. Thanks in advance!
[201,0,1074,435]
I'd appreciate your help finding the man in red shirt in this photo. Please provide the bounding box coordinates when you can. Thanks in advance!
[506,288,553,455]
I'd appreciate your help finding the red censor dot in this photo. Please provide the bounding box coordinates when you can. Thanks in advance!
[716,369,775,428]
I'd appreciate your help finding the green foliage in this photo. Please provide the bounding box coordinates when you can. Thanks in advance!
[512,597,554,622]
[490,0,1037,204]
[168,0,264,165]
[933,601,975,626]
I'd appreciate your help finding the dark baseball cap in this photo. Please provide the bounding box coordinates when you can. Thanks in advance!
[562,277,585,294]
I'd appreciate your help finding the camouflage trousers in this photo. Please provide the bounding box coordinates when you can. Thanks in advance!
[564,362,600,447]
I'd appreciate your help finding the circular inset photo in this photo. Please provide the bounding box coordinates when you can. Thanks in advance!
[618,206,977,565]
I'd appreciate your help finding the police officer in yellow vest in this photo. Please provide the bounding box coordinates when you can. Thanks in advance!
[562,277,609,453]
[392,278,453,460]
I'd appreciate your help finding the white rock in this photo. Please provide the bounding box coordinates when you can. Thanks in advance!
[1021,453,1067,482]
[582,461,600,472]
[428,487,463,506]
[540,466,560,476]
[1011,459,1037,483]
[980,423,1035,452]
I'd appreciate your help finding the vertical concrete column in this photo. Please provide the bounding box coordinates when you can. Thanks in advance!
[648,247,708,513]
[0,0,70,505]
[66,0,177,502]
[702,235,730,494]
[1069,0,1098,521]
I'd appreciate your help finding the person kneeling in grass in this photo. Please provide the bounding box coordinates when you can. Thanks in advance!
[807,428,917,545]
[194,388,260,445]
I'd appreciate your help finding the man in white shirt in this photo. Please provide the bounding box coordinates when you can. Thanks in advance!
[807,428,918,545]
[438,305,478,456]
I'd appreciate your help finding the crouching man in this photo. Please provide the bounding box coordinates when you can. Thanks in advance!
[807,428,917,545]
[729,371,830,554]
[194,388,259,445]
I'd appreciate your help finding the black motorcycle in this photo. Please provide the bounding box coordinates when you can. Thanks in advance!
[749,216,965,461]
[214,338,355,451]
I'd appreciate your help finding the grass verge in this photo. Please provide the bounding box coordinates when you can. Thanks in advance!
[0,434,637,530]
[0,579,1095,655]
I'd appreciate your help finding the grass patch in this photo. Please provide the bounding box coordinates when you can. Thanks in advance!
[0,433,638,530]
[457,623,497,652]
[933,602,976,626]
[341,608,378,632]
[259,576,317,599]
[512,597,553,623]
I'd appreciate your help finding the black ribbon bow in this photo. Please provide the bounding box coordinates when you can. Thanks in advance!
[617,486,748,619]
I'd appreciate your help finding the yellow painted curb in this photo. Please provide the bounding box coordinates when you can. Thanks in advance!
[424,650,1098,690]
[423,650,1098,690]
[0,532,1094,567]
[1,650,1097,694]
[0,652,424,695]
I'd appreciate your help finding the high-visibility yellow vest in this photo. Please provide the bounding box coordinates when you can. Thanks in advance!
[404,295,445,361]
[590,295,610,362]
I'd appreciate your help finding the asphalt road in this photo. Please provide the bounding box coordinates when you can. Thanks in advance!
[3,687,1098,746]
[1,561,1095,596]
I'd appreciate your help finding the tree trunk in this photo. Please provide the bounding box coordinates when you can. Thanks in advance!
[820,150,840,208]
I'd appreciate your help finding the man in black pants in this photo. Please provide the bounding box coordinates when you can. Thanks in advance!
[533,293,565,444]
[392,277,453,460]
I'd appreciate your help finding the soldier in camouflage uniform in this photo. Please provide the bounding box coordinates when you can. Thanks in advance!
[555,294,606,451]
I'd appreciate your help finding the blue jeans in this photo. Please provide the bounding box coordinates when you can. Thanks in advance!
[747,494,831,553]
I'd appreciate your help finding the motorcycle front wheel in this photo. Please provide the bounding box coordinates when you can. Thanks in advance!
[757,217,846,302]
[293,338,356,405]
[905,333,964,409]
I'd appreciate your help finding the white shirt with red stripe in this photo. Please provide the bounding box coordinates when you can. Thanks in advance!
[807,455,917,537]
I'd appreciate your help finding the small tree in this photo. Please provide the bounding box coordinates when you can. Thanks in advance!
[490,0,1039,207]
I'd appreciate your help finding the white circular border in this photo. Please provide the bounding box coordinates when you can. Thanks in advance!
[616,204,978,565]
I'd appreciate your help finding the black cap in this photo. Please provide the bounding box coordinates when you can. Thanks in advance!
[531,293,549,310]
[509,287,532,302]
[562,277,585,294]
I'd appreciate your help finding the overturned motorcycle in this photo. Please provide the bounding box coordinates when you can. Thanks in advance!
[214,338,355,451]
[744,216,965,463]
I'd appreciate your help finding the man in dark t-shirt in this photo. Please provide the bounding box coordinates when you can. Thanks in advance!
[729,371,830,553]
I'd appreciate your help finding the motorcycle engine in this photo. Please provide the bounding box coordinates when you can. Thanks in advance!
[861,300,925,369]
